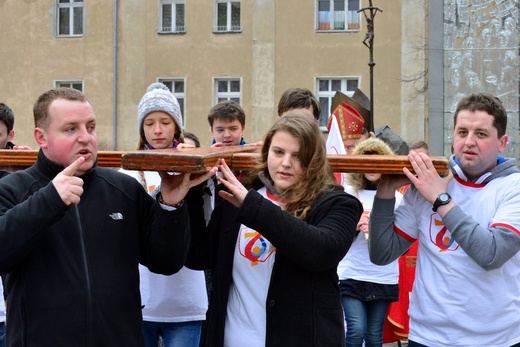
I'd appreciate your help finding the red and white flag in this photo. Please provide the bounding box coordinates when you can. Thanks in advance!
[326,115,346,185]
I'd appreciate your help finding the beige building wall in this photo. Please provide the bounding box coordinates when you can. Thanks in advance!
[0,0,423,152]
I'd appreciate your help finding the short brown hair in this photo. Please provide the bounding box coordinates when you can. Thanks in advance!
[207,100,246,127]
[33,88,89,130]
[277,88,321,121]
[454,93,507,138]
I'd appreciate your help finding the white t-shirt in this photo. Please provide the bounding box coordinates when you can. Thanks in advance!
[337,186,402,283]
[118,168,208,323]
[224,187,277,347]
[0,280,5,323]
[395,174,520,346]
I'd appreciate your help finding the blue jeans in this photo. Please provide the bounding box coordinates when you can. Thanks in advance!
[142,320,202,347]
[0,322,5,347]
[341,295,390,347]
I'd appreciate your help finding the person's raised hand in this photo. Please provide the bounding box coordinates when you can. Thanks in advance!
[159,165,218,206]
[13,145,32,150]
[403,151,453,203]
[176,143,195,149]
[216,158,249,208]
[52,157,85,206]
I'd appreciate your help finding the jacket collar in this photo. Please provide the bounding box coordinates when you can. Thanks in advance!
[35,149,98,181]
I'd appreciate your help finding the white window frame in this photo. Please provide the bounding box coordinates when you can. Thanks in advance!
[316,0,361,32]
[213,78,242,105]
[56,0,84,37]
[315,77,360,129]
[55,80,84,92]
[213,0,241,33]
[159,0,186,33]
[158,78,186,124]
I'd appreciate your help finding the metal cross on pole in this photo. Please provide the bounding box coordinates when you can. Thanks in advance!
[358,1,382,133]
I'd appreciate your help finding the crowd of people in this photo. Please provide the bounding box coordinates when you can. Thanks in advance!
[0,87,518,347]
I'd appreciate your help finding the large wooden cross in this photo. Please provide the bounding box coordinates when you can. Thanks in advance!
[0,147,449,176]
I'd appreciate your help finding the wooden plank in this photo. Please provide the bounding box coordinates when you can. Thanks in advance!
[0,148,450,176]
[231,153,449,176]
[0,150,125,170]
[121,146,259,173]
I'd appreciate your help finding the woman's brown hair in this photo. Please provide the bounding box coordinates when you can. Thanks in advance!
[244,112,341,219]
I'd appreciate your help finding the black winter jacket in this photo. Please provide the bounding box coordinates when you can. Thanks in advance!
[0,150,189,347]
[186,184,362,346]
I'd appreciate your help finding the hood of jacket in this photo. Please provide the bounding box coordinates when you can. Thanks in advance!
[346,137,395,190]
[449,155,519,184]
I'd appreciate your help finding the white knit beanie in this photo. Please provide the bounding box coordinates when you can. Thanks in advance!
[137,82,183,134]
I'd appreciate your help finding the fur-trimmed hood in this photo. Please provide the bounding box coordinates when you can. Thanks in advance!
[346,137,395,190]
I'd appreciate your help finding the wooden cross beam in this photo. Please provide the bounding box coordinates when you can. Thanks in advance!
[0,147,449,176]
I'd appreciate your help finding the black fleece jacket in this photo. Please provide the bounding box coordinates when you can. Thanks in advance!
[0,150,189,347]
[186,183,362,346]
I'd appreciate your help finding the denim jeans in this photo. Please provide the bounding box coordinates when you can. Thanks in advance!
[341,295,391,347]
[142,320,202,347]
[0,322,5,347]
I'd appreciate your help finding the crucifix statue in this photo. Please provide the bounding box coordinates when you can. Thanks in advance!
[358,1,382,132]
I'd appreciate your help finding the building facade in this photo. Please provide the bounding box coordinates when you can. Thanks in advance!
[0,0,426,150]
[1,0,431,152]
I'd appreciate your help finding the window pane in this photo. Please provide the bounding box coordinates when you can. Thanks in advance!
[319,97,330,127]
[163,4,172,31]
[318,0,330,11]
[176,4,185,30]
[218,97,227,103]
[230,80,240,92]
[318,79,329,91]
[73,7,83,35]
[174,81,184,93]
[218,80,228,93]
[59,8,70,35]
[177,98,184,116]
[347,79,358,91]
[72,83,83,91]
[59,0,71,3]
[348,0,359,11]
[231,2,240,29]
[161,81,173,91]
[217,3,227,29]
[231,97,240,104]
[331,79,342,91]
[334,0,345,11]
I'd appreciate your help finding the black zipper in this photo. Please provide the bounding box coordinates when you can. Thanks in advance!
[74,205,94,347]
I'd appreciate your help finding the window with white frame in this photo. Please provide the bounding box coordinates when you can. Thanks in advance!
[316,77,359,128]
[57,0,84,36]
[316,0,360,31]
[214,1,241,32]
[158,78,186,123]
[214,78,241,104]
[55,80,84,92]
[159,0,185,33]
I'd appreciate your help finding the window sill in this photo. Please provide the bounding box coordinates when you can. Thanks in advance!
[158,31,187,35]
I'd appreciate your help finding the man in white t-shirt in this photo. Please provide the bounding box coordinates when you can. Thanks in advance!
[369,93,520,347]
[0,279,5,347]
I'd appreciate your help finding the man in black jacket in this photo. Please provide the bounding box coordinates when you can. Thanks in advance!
[0,88,215,347]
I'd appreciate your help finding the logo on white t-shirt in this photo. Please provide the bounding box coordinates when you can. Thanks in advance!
[237,226,275,266]
[429,215,459,252]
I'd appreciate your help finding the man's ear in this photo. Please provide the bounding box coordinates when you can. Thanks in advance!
[7,130,14,142]
[34,127,47,148]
